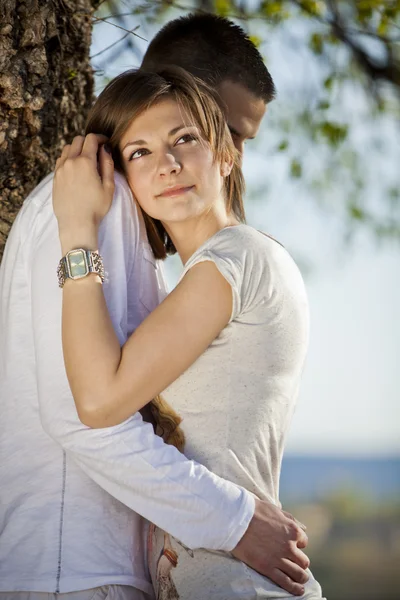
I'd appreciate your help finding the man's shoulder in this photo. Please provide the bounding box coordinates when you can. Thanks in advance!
[113,171,131,194]
[98,173,149,255]
[23,172,54,211]
[101,172,142,231]
[7,173,55,248]
[16,170,143,248]
[23,170,131,207]
[21,170,136,225]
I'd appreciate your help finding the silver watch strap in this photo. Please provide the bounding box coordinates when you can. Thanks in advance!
[87,250,105,282]
[57,249,105,288]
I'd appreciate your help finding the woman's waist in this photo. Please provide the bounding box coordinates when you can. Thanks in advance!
[148,526,323,600]
[182,438,280,504]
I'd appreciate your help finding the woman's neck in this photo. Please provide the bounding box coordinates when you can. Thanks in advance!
[164,209,239,265]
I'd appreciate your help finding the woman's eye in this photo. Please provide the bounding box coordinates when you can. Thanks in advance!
[176,133,197,145]
[129,148,149,161]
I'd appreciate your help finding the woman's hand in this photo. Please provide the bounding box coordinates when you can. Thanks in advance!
[53,133,115,245]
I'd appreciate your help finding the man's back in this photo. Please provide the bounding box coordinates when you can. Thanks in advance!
[0,174,161,593]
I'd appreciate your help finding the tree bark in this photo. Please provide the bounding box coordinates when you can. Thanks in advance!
[0,0,99,262]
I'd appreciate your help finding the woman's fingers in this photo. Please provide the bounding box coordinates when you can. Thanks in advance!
[55,144,71,173]
[55,136,81,174]
[68,135,85,159]
[56,134,109,173]
[81,133,109,164]
[81,133,99,165]
[98,144,115,197]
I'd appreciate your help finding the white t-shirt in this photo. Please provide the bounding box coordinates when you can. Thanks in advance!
[0,173,254,593]
[167,225,310,504]
[149,225,323,599]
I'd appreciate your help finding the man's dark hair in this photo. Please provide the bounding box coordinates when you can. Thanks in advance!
[141,13,276,103]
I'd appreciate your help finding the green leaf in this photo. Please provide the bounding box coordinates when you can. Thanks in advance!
[278,140,289,151]
[377,16,388,36]
[297,0,324,17]
[356,0,374,23]
[249,35,262,48]
[261,0,284,18]
[318,121,348,146]
[215,0,232,17]
[317,100,330,110]
[309,32,324,54]
[323,76,334,90]
[349,205,365,221]
[290,159,302,178]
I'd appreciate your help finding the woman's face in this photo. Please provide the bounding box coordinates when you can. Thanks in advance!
[119,98,229,225]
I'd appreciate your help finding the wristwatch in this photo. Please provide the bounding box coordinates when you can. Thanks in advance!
[57,248,105,288]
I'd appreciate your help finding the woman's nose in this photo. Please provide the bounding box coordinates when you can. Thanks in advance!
[158,152,182,177]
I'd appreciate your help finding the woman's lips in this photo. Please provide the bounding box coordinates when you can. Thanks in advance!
[158,185,194,197]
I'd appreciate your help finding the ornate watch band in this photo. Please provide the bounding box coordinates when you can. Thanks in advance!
[57,249,105,288]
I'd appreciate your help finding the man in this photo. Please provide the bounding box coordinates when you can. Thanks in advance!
[0,13,311,600]
[141,14,275,155]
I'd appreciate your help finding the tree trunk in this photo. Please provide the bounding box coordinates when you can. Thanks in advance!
[0,0,99,262]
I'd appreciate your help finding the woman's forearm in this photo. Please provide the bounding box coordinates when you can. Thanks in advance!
[59,223,99,257]
[59,225,124,426]
[58,224,232,430]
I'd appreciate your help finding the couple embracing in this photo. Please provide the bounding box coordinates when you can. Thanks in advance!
[0,13,325,600]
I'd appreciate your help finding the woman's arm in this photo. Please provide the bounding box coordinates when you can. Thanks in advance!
[53,133,232,428]
[60,250,232,428]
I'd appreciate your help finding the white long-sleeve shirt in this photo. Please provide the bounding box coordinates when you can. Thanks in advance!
[0,173,254,594]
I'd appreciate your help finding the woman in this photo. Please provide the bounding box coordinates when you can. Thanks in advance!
[53,67,324,599]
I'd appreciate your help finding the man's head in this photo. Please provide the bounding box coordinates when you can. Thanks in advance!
[141,13,276,154]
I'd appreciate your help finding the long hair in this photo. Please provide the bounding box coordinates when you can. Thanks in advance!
[84,67,246,451]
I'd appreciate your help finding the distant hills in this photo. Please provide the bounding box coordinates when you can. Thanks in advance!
[279,455,400,503]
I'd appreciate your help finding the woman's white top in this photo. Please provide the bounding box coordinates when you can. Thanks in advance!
[152,225,324,598]
[165,224,309,505]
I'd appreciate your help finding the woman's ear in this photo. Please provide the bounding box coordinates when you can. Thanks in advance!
[220,158,234,178]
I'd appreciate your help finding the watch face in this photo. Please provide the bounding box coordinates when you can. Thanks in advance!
[67,249,88,279]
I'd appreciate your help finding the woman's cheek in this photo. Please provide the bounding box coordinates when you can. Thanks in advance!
[127,163,146,191]
[127,173,154,214]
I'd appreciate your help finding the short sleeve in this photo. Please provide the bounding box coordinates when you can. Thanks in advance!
[179,232,244,322]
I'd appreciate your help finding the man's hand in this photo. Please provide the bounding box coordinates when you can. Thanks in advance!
[232,499,310,596]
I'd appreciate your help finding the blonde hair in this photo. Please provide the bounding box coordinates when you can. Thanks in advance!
[85,67,246,450]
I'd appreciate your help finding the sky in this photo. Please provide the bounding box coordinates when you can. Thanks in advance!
[91,5,399,457]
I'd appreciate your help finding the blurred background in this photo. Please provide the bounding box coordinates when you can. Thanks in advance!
[90,2,400,598]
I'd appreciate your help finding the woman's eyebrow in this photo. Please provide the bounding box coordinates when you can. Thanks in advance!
[122,138,146,152]
[122,124,193,153]
[168,124,187,136]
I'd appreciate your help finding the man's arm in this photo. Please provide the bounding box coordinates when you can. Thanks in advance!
[30,174,309,594]
[30,176,252,551]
